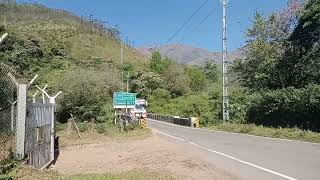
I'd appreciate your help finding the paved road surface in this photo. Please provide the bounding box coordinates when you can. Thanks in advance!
[148,119,320,180]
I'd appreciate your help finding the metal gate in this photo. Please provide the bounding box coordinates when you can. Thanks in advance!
[25,103,54,169]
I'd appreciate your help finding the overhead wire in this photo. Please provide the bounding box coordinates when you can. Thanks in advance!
[162,6,217,56]
[178,8,216,43]
[165,0,209,44]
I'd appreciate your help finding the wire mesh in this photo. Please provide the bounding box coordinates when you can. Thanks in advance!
[0,63,17,164]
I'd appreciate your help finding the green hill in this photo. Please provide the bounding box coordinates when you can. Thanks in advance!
[0,1,148,122]
[0,1,146,80]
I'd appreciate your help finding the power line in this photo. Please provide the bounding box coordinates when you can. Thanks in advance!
[161,7,216,57]
[178,8,215,43]
[165,0,209,44]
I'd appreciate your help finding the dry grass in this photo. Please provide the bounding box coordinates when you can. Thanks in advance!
[8,165,177,180]
[0,133,15,163]
[57,125,152,148]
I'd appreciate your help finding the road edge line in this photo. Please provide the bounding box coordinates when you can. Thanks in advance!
[154,128,298,180]
[153,129,185,141]
[148,119,320,145]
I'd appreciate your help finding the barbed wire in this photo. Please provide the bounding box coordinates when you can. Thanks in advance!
[0,63,17,164]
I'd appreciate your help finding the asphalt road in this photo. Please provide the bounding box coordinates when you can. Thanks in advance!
[148,119,320,180]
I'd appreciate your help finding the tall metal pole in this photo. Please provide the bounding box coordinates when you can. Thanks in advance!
[221,0,230,121]
[121,42,124,91]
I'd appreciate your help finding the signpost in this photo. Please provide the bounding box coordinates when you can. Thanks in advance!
[113,92,136,124]
[113,92,136,109]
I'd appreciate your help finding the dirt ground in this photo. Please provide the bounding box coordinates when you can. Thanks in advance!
[52,130,238,180]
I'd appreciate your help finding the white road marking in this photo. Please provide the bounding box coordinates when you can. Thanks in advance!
[155,129,298,180]
[154,130,185,141]
[148,119,320,145]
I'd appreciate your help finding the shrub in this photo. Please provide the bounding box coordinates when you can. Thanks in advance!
[95,123,119,134]
[246,85,320,132]
[78,121,90,132]
[96,104,116,124]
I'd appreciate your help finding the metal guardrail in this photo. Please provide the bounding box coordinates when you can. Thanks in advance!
[147,114,193,127]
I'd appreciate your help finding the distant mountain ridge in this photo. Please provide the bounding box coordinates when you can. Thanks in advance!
[138,44,243,65]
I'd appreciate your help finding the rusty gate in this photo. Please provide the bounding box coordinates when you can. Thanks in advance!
[25,103,54,169]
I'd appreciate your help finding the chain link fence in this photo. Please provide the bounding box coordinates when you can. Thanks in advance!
[0,63,17,164]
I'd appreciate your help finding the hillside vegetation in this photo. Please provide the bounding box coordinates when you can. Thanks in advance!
[0,1,146,124]
[0,0,319,138]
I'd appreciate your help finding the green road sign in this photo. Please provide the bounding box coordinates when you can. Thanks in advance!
[113,92,136,108]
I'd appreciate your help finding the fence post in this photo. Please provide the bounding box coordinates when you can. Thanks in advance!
[16,84,27,158]
[50,104,55,161]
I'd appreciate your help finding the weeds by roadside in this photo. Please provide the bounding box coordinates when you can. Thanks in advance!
[56,122,152,148]
[6,161,177,180]
[208,123,320,143]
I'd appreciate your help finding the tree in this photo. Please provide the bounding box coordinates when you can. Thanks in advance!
[186,66,206,92]
[202,61,218,82]
[131,71,164,99]
[150,51,172,74]
[233,12,282,90]
[277,0,320,87]
[150,51,162,73]
[163,64,190,97]
[234,0,304,90]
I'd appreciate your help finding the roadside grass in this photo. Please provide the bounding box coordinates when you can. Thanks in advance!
[63,170,177,180]
[8,165,177,180]
[208,123,320,143]
[56,123,152,148]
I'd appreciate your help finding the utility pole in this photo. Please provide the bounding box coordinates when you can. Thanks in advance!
[220,0,230,121]
[126,71,130,93]
[121,42,124,91]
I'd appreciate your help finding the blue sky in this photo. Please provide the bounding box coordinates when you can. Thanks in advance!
[19,0,287,51]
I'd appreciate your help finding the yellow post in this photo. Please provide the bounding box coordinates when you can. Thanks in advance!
[141,114,147,129]
[140,118,147,129]
[195,117,200,128]
[191,117,200,128]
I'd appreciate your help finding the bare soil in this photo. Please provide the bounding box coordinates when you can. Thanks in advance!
[52,130,238,180]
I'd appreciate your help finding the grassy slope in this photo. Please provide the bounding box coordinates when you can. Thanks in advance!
[2,3,147,85]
